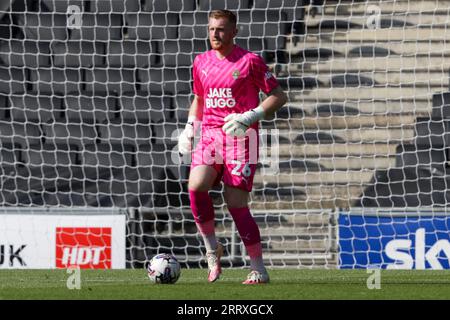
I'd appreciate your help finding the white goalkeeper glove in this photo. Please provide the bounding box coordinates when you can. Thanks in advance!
[222,106,265,137]
[178,116,197,155]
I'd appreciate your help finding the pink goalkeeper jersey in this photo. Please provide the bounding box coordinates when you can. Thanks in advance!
[192,45,279,129]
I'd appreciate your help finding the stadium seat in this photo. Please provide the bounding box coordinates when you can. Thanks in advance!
[42,122,98,149]
[276,106,306,119]
[70,14,124,41]
[348,46,393,57]
[142,0,196,11]
[0,40,51,68]
[39,0,84,13]
[253,0,305,34]
[0,142,82,206]
[16,13,68,41]
[278,159,324,172]
[432,92,450,119]
[198,0,250,11]
[29,69,81,96]
[0,144,21,175]
[83,69,136,96]
[296,48,338,61]
[64,95,118,124]
[0,68,26,94]
[52,41,104,68]
[179,12,209,40]
[0,122,43,148]
[159,40,196,67]
[164,68,192,95]
[252,184,305,198]
[395,144,447,171]
[278,76,322,90]
[81,143,134,177]
[152,119,181,146]
[9,95,63,123]
[312,104,360,116]
[119,94,171,124]
[330,74,376,88]
[358,167,450,207]
[22,143,79,178]
[172,95,193,122]
[237,9,288,62]
[415,117,450,147]
[98,122,153,148]
[314,19,361,32]
[294,132,346,144]
[126,13,178,40]
[137,68,191,95]
[86,0,141,13]
[249,10,289,50]
[106,41,156,68]
[377,18,415,29]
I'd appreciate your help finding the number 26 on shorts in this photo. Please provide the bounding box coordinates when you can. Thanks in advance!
[231,160,252,177]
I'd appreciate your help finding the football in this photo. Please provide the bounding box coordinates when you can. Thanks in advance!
[147,253,181,284]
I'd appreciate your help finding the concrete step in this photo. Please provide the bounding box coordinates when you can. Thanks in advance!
[262,156,396,170]
[286,38,450,57]
[264,114,417,129]
[249,198,355,210]
[276,127,414,143]
[276,71,449,87]
[253,170,375,185]
[289,87,436,102]
[302,27,450,42]
[286,56,450,73]
[252,210,335,225]
[265,238,332,250]
[322,0,450,15]
[251,184,365,201]
[277,143,398,157]
[285,100,431,114]
[305,13,450,28]
[261,253,337,266]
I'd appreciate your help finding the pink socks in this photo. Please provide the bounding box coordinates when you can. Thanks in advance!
[189,189,217,252]
[189,190,266,272]
[229,207,266,273]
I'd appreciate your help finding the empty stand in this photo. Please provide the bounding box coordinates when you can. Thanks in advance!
[16,12,68,41]
[64,95,118,124]
[126,13,178,40]
[83,68,136,96]
[29,69,81,96]
[106,41,156,68]
[142,0,196,12]
[52,41,104,68]
[9,95,63,123]
[198,0,250,11]
[70,13,124,41]
[0,40,51,68]
[0,68,26,94]
[119,94,171,124]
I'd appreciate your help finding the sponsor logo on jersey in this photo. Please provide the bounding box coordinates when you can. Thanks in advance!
[264,71,273,80]
[232,69,240,80]
[56,227,112,269]
[206,88,236,108]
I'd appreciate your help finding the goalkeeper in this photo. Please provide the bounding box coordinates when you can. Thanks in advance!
[178,10,287,284]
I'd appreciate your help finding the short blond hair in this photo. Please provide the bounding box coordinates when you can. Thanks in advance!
[209,10,237,27]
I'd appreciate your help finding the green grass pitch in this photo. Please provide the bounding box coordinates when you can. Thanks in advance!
[0,269,449,300]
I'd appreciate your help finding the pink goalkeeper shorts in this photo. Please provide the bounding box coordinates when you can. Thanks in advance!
[190,127,259,192]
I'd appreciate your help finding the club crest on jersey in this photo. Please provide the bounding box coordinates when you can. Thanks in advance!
[265,71,273,80]
[232,70,240,80]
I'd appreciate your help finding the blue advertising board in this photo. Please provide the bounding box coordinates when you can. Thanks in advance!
[339,210,450,269]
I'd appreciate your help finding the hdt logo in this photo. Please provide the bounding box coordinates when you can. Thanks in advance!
[56,227,112,269]
[385,228,450,269]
